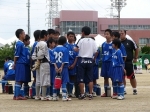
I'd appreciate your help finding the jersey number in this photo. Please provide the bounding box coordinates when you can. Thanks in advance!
[8,63,13,70]
[54,52,63,63]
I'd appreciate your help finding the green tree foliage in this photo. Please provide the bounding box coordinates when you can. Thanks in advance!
[0,41,16,68]
[141,46,150,54]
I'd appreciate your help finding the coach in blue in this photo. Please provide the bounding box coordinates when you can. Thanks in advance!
[74,26,97,100]
[120,30,139,95]
[2,57,15,93]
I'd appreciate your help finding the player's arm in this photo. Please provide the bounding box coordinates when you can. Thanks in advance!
[3,64,7,76]
[54,63,59,73]
[59,63,64,73]
[70,57,78,69]
[132,41,139,63]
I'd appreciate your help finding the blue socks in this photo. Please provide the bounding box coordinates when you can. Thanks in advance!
[118,84,124,97]
[62,83,67,98]
[32,82,36,96]
[113,82,118,94]
[14,83,21,97]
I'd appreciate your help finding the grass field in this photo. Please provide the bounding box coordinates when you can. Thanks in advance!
[0,70,150,112]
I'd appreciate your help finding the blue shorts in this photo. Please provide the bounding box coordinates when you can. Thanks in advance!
[112,66,124,83]
[61,67,69,84]
[93,64,99,80]
[77,58,93,83]
[101,61,112,78]
[15,63,26,82]
[25,65,31,82]
[68,65,77,76]
[3,74,15,80]
[50,64,56,84]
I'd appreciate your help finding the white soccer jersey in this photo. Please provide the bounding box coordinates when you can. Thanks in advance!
[32,41,50,61]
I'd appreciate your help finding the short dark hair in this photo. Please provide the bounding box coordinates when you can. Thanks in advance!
[55,30,60,35]
[33,30,41,41]
[74,36,77,42]
[58,36,67,45]
[112,39,121,48]
[47,29,55,35]
[120,29,127,34]
[40,30,48,38]
[67,32,75,37]
[15,29,24,38]
[81,26,91,35]
[24,34,30,42]
[47,38,56,47]
[112,32,120,39]
[5,57,11,61]
[105,29,112,36]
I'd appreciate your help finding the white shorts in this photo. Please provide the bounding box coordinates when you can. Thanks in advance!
[36,62,50,86]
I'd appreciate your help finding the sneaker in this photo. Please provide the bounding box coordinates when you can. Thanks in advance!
[92,92,97,97]
[88,94,93,100]
[68,94,76,98]
[16,96,27,100]
[124,91,127,95]
[25,95,29,99]
[47,96,53,101]
[35,96,41,100]
[117,95,124,100]
[111,93,118,99]
[78,94,86,100]
[62,97,72,101]
[53,96,59,101]
[133,90,137,95]
[101,93,106,97]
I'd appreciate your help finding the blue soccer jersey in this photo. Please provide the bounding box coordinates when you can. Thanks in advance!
[49,48,55,64]
[102,42,113,62]
[53,45,69,68]
[112,49,124,67]
[31,41,38,56]
[120,43,127,57]
[94,49,101,65]
[4,60,15,76]
[64,42,78,66]
[15,40,26,64]
[24,47,30,65]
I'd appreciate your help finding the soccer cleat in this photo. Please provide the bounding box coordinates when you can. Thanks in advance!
[101,93,106,97]
[133,90,137,95]
[117,95,125,100]
[88,94,93,100]
[53,96,59,101]
[111,93,118,99]
[62,97,72,101]
[35,96,41,100]
[92,92,97,97]
[41,97,52,101]
[78,94,86,100]
[16,96,27,100]
[47,96,53,101]
[124,91,127,94]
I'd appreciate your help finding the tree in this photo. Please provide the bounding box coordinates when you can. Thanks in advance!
[0,41,16,68]
[141,46,150,54]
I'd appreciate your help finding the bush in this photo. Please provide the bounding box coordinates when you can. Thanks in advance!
[141,46,150,54]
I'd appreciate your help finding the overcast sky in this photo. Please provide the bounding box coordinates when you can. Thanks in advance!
[0,0,150,39]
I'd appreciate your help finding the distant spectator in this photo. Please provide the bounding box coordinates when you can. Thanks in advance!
[144,58,149,72]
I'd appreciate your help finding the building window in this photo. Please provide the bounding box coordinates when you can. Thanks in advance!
[139,38,150,44]
[60,21,97,34]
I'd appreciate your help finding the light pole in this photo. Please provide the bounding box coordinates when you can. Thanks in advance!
[111,0,127,31]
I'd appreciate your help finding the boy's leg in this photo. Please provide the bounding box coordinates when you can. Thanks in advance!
[101,78,109,97]
[62,83,71,101]
[117,83,125,100]
[31,79,36,98]
[24,83,29,98]
[1,79,7,93]
[68,75,76,97]
[35,69,40,100]
[93,80,97,97]
[53,85,58,101]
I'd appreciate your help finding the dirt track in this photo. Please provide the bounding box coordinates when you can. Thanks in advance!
[0,70,150,112]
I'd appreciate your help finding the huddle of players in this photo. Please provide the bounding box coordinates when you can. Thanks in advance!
[13,26,128,101]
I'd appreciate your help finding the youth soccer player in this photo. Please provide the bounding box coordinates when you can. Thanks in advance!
[101,29,113,97]
[32,30,51,101]
[112,39,125,100]
[13,29,27,100]
[52,36,71,101]
[47,38,57,97]
[111,31,127,97]
[23,34,31,98]
[74,26,97,100]
[30,30,41,98]
[2,57,15,93]
[65,31,78,97]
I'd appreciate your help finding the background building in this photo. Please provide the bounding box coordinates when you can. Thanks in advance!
[53,10,150,46]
